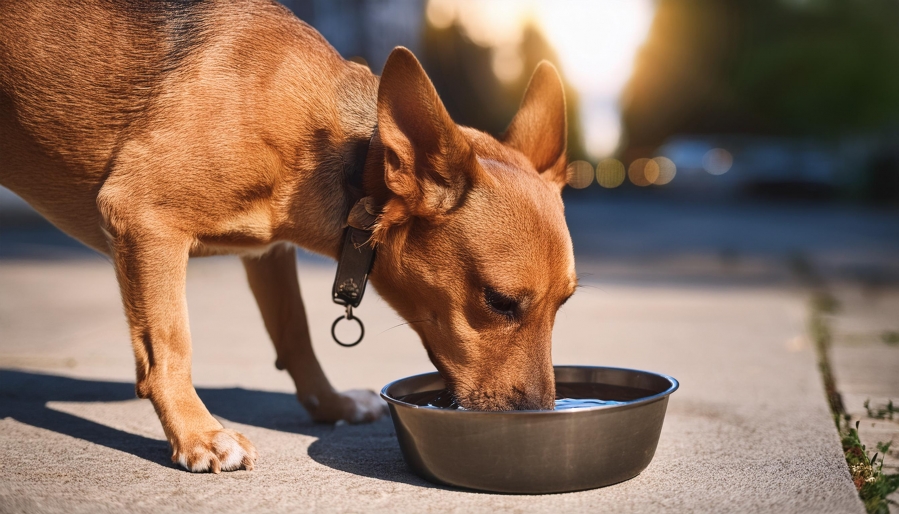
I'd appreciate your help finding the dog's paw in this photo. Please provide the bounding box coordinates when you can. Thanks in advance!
[172,428,258,473]
[307,389,388,424]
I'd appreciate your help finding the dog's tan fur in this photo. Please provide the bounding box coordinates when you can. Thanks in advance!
[0,0,576,473]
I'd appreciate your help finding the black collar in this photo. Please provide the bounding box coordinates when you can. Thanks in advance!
[344,131,373,201]
[330,127,378,347]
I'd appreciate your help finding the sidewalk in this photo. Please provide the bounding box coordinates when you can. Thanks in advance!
[0,255,864,513]
[828,286,899,509]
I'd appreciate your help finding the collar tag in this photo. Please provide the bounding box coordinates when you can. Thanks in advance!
[331,197,377,347]
[332,225,375,308]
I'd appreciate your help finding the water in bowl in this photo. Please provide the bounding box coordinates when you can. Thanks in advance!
[397,382,657,410]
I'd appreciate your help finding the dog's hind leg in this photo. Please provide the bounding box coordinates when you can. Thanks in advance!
[100,206,258,472]
[242,244,386,423]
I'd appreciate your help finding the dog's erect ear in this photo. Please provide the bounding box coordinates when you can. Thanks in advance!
[502,61,568,188]
[376,47,478,222]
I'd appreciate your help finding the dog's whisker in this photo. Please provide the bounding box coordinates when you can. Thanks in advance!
[378,319,430,335]
[576,283,608,293]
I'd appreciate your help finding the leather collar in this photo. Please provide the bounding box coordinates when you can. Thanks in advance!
[330,126,378,347]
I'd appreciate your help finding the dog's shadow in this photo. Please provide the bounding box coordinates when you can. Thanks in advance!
[0,368,430,486]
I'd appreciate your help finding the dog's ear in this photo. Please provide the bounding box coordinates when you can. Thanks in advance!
[502,61,568,189]
[376,47,478,224]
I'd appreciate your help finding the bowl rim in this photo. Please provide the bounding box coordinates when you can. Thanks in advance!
[380,364,679,415]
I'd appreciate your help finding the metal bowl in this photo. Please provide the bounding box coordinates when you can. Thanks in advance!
[381,365,678,494]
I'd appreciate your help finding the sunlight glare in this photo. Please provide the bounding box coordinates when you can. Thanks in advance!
[426,0,656,160]
[456,0,527,48]
[426,0,457,29]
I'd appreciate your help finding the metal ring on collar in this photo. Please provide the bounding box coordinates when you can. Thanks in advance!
[331,314,364,347]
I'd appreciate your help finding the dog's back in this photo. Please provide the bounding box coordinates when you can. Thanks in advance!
[0,0,373,252]
[1,1,216,189]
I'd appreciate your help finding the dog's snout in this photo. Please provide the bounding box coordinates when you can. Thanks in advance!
[511,380,555,411]
[510,395,550,411]
[456,376,555,411]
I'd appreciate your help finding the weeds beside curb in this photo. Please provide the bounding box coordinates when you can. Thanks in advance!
[837,416,899,514]
[809,292,899,514]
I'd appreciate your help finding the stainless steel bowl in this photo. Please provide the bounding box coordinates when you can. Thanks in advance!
[381,365,678,494]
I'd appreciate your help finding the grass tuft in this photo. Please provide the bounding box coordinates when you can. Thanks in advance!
[864,399,897,421]
[837,416,899,514]
[881,331,899,346]
[809,291,898,513]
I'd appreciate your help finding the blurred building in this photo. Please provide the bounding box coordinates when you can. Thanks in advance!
[279,0,424,72]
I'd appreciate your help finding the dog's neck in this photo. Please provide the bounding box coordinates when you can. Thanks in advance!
[275,66,383,260]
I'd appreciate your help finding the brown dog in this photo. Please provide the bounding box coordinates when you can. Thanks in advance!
[0,0,577,472]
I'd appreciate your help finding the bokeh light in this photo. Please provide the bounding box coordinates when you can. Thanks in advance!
[492,44,524,84]
[426,0,456,29]
[651,156,676,185]
[454,0,528,48]
[702,148,733,175]
[628,158,652,187]
[643,159,660,184]
[596,158,626,188]
[566,160,595,189]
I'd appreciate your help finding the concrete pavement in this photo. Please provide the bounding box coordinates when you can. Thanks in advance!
[0,254,864,513]
[829,286,899,509]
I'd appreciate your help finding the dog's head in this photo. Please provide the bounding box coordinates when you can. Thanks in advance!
[368,48,576,411]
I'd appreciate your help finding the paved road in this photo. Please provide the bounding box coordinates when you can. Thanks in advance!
[0,253,864,513]
[4,191,893,511]
[828,286,899,511]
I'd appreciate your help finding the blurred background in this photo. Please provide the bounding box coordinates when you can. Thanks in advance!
[3,0,898,285]
[286,0,899,287]
[1,1,898,499]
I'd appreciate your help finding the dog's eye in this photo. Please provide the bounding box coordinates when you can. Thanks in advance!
[484,287,518,318]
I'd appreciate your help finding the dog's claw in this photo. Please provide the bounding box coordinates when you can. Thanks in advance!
[172,428,258,473]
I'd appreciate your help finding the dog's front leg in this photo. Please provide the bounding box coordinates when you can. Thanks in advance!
[107,226,257,472]
[242,244,385,423]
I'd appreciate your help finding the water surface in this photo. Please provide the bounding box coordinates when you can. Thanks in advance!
[397,381,656,410]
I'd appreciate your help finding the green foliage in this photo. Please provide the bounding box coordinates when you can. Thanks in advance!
[733,0,899,135]
[622,0,899,148]
[837,417,899,514]
[811,292,840,315]
[809,289,897,513]
[881,331,899,345]
[864,399,896,420]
